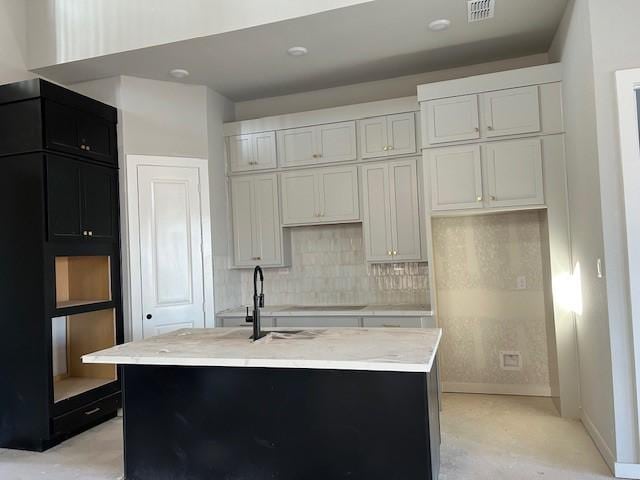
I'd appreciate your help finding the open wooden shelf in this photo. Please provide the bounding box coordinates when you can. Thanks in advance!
[52,309,117,403]
[55,256,112,309]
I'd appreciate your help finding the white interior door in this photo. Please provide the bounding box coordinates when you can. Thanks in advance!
[137,165,205,338]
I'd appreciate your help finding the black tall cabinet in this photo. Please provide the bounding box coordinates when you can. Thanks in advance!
[0,79,124,451]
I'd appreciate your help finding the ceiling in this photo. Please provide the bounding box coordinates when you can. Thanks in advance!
[34,0,569,101]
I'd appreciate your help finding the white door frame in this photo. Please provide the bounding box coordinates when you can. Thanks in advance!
[616,68,640,478]
[124,154,215,341]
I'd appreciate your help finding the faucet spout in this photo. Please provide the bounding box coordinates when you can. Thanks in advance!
[251,265,265,341]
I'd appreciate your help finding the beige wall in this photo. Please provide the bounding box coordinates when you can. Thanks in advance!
[433,211,551,396]
[550,0,640,468]
[234,54,549,120]
[0,0,36,84]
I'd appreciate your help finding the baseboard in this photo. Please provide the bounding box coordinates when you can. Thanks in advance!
[581,410,615,474]
[616,463,640,479]
[442,382,551,397]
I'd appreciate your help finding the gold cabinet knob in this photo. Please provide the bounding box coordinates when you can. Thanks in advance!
[387,250,392,256]
[383,146,388,151]
[476,196,483,202]
[387,145,393,150]
[86,145,91,151]
[489,195,496,201]
[88,231,93,236]
[392,250,397,256]
[83,231,88,236]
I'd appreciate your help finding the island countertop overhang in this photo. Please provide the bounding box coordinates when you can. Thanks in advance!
[83,327,442,373]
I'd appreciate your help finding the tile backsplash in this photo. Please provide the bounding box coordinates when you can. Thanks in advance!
[237,223,430,306]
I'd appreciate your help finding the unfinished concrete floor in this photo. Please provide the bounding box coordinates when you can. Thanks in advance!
[0,394,613,479]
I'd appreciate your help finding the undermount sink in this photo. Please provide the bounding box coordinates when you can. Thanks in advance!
[258,330,326,341]
[284,305,366,312]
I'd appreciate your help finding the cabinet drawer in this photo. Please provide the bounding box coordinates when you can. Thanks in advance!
[52,393,120,436]
[363,317,434,328]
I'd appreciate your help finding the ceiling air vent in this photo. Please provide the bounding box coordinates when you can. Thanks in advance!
[467,0,495,22]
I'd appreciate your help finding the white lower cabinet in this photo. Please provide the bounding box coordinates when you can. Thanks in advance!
[230,174,285,267]
[361,159,421,262]
[428,138,544,213]
[281,166,359,225]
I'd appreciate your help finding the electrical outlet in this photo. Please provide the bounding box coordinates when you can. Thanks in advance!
[516,276,527,290]
[500,351,522,371]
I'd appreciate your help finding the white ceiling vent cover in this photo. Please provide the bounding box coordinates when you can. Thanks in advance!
[467,0,496,22]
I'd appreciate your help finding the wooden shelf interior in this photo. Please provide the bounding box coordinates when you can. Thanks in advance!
[52,309,117,403]
[55,256,112,309]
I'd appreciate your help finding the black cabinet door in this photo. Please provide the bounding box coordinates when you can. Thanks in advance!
[44,101,79,156]
[77,113,117,165]
[46,155,82,240]
[81,164,116,240]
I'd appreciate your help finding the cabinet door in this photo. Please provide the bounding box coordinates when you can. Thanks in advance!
[361,163,393,262]
[318,166,359,223]
[76,112,117,165]
[429,145,483,211]
[484,139,544,208]
[81,164,117,240]
[46,155,83,240]
[228,134,255,173]
[388,159,421,261]
[44,101,79,156]
[426,95,480,144]
[483,86,541,137]
[281,170,319,225]
[386,113,416,156]
[252,175,282,266]
[230,176,257,266]
[277,126,316,167]
[316,121,357,164]
[359,116,388,159]
[253,132,277,170]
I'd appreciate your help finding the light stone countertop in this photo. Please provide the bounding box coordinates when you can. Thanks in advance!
[83,327,442,373]
[217,304,434,318]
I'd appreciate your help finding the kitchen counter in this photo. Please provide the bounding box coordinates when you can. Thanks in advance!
[84,327,442,373]
[217,303,434,317]
[84,327,442,479]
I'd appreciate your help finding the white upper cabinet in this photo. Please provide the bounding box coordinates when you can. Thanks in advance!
[230,174,284,267]
[361,159,421,262]
[428,140,544,213]
[277,121,356,167]
[228,132,277,173]
[483,138,544,208]
[429,144,483,212]
[425,94,480,145]
[482,86,541,137]
[281,166,359,225]
[359,113,416,159]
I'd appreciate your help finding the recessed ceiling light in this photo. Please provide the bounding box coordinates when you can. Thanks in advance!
[428,19,451,32]
[287,46,308,57]
[169,68,190,79]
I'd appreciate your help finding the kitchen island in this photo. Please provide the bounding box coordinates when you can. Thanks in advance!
[84,327,442,480]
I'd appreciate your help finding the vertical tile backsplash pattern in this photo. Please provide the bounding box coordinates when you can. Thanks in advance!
[214,255,243,312]
[433,211,551,392]
[238,224,430,306]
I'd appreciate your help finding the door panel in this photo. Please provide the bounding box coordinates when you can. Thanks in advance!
[361,163,393,262]
[483,86,541,137]
[359,117,388,159]
[44,101,79,155]
[484,139,544,207]
[253,175,282,266]
[253,132,277,170]
[389,160,421,261]
[137,165,205,337]
[76,113,115,164]
[281,170,318,225]
[81,165,116,240]
[318,166,359,222]
[46,155,83,240]
[317,121,357,163]
[426,95,480,144]
[231,176,256,266]
[277,127,315,167]
[228,134,255,173]
[387,113,416,156]
[429,145,483,211]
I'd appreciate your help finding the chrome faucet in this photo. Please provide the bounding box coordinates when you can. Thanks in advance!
[245,265,266,341]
